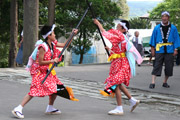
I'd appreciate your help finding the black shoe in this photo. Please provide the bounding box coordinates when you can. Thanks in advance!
[162,83,170,88]
[149,83,155,89]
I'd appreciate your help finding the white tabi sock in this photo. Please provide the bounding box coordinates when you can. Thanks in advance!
[14,105,23,112]
[46,105,56,112]
[116,106,123,112]
[129,97,137,105]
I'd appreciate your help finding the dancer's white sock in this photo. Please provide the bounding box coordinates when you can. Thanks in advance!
[116,106,123,112]
[129,97,137,105]
[14,105,23,112]
[46,105,56,112]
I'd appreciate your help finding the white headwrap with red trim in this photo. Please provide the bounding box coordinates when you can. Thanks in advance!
[119,22,128,31]
[42,24,56,39]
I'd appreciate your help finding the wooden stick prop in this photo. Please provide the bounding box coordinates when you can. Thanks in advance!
[86,0,110,56]
[41,2,92,84]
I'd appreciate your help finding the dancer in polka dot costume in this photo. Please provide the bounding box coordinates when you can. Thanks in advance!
[94,19,141,116]
[12,25,78,119]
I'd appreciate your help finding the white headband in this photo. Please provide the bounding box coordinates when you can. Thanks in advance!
[119,22,128,31]
[21,31,23,37]
[161,11,170,16]
[42,24,56,39]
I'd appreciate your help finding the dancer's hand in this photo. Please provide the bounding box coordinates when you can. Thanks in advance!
[51,58,59,63]
[93,19,100,26]
[93,19,105,32]
[105,46,110,50]
[72,29,78,35]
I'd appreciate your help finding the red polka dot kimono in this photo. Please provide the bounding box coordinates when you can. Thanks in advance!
[102,29,131,90]
[28,41,62,97]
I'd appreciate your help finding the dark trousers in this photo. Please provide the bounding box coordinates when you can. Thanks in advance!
[152,53,174,76]
[176,49,180,65]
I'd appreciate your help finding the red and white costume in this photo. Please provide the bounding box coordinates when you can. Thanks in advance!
[28,40,62,97]
[102,29,131,89]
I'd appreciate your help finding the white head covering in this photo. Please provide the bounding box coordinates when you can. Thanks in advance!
[21,31,23,37]
[42,24,56,39]
[161,11,170,16]
[118,22,128,31]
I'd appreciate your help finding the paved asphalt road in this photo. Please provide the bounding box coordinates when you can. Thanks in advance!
[0,63,180,120]
[55,63,180,96]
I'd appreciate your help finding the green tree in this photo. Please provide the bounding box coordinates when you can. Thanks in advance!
[55,0,122,64]
[9,0,18,67]
[0,0,124,66]
[39,0,48,26]
[48,0,56,25]
[129,17,151,29]
[0,0,24,68]
[149,0,180,31]
[0,0,10,67]
[23,0,39,64]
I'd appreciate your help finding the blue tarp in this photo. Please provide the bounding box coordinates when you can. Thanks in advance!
[72,46,97,64]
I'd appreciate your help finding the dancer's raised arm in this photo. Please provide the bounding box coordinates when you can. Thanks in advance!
[93,19,105,33]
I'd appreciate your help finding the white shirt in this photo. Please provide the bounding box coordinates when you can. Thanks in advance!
[132,36,143,45]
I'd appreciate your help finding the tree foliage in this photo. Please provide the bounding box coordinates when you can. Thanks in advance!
[39,0,48,25]
[0,0,24,67]
[0,0,124,66]
[129,17,151,29]
[149,0,180,31]
[55,0,122,64]
[0,0,46,67]
[0,0,10,67]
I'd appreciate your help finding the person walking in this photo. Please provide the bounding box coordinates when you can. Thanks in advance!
[149,11,180,89]
[94,19,142,115]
